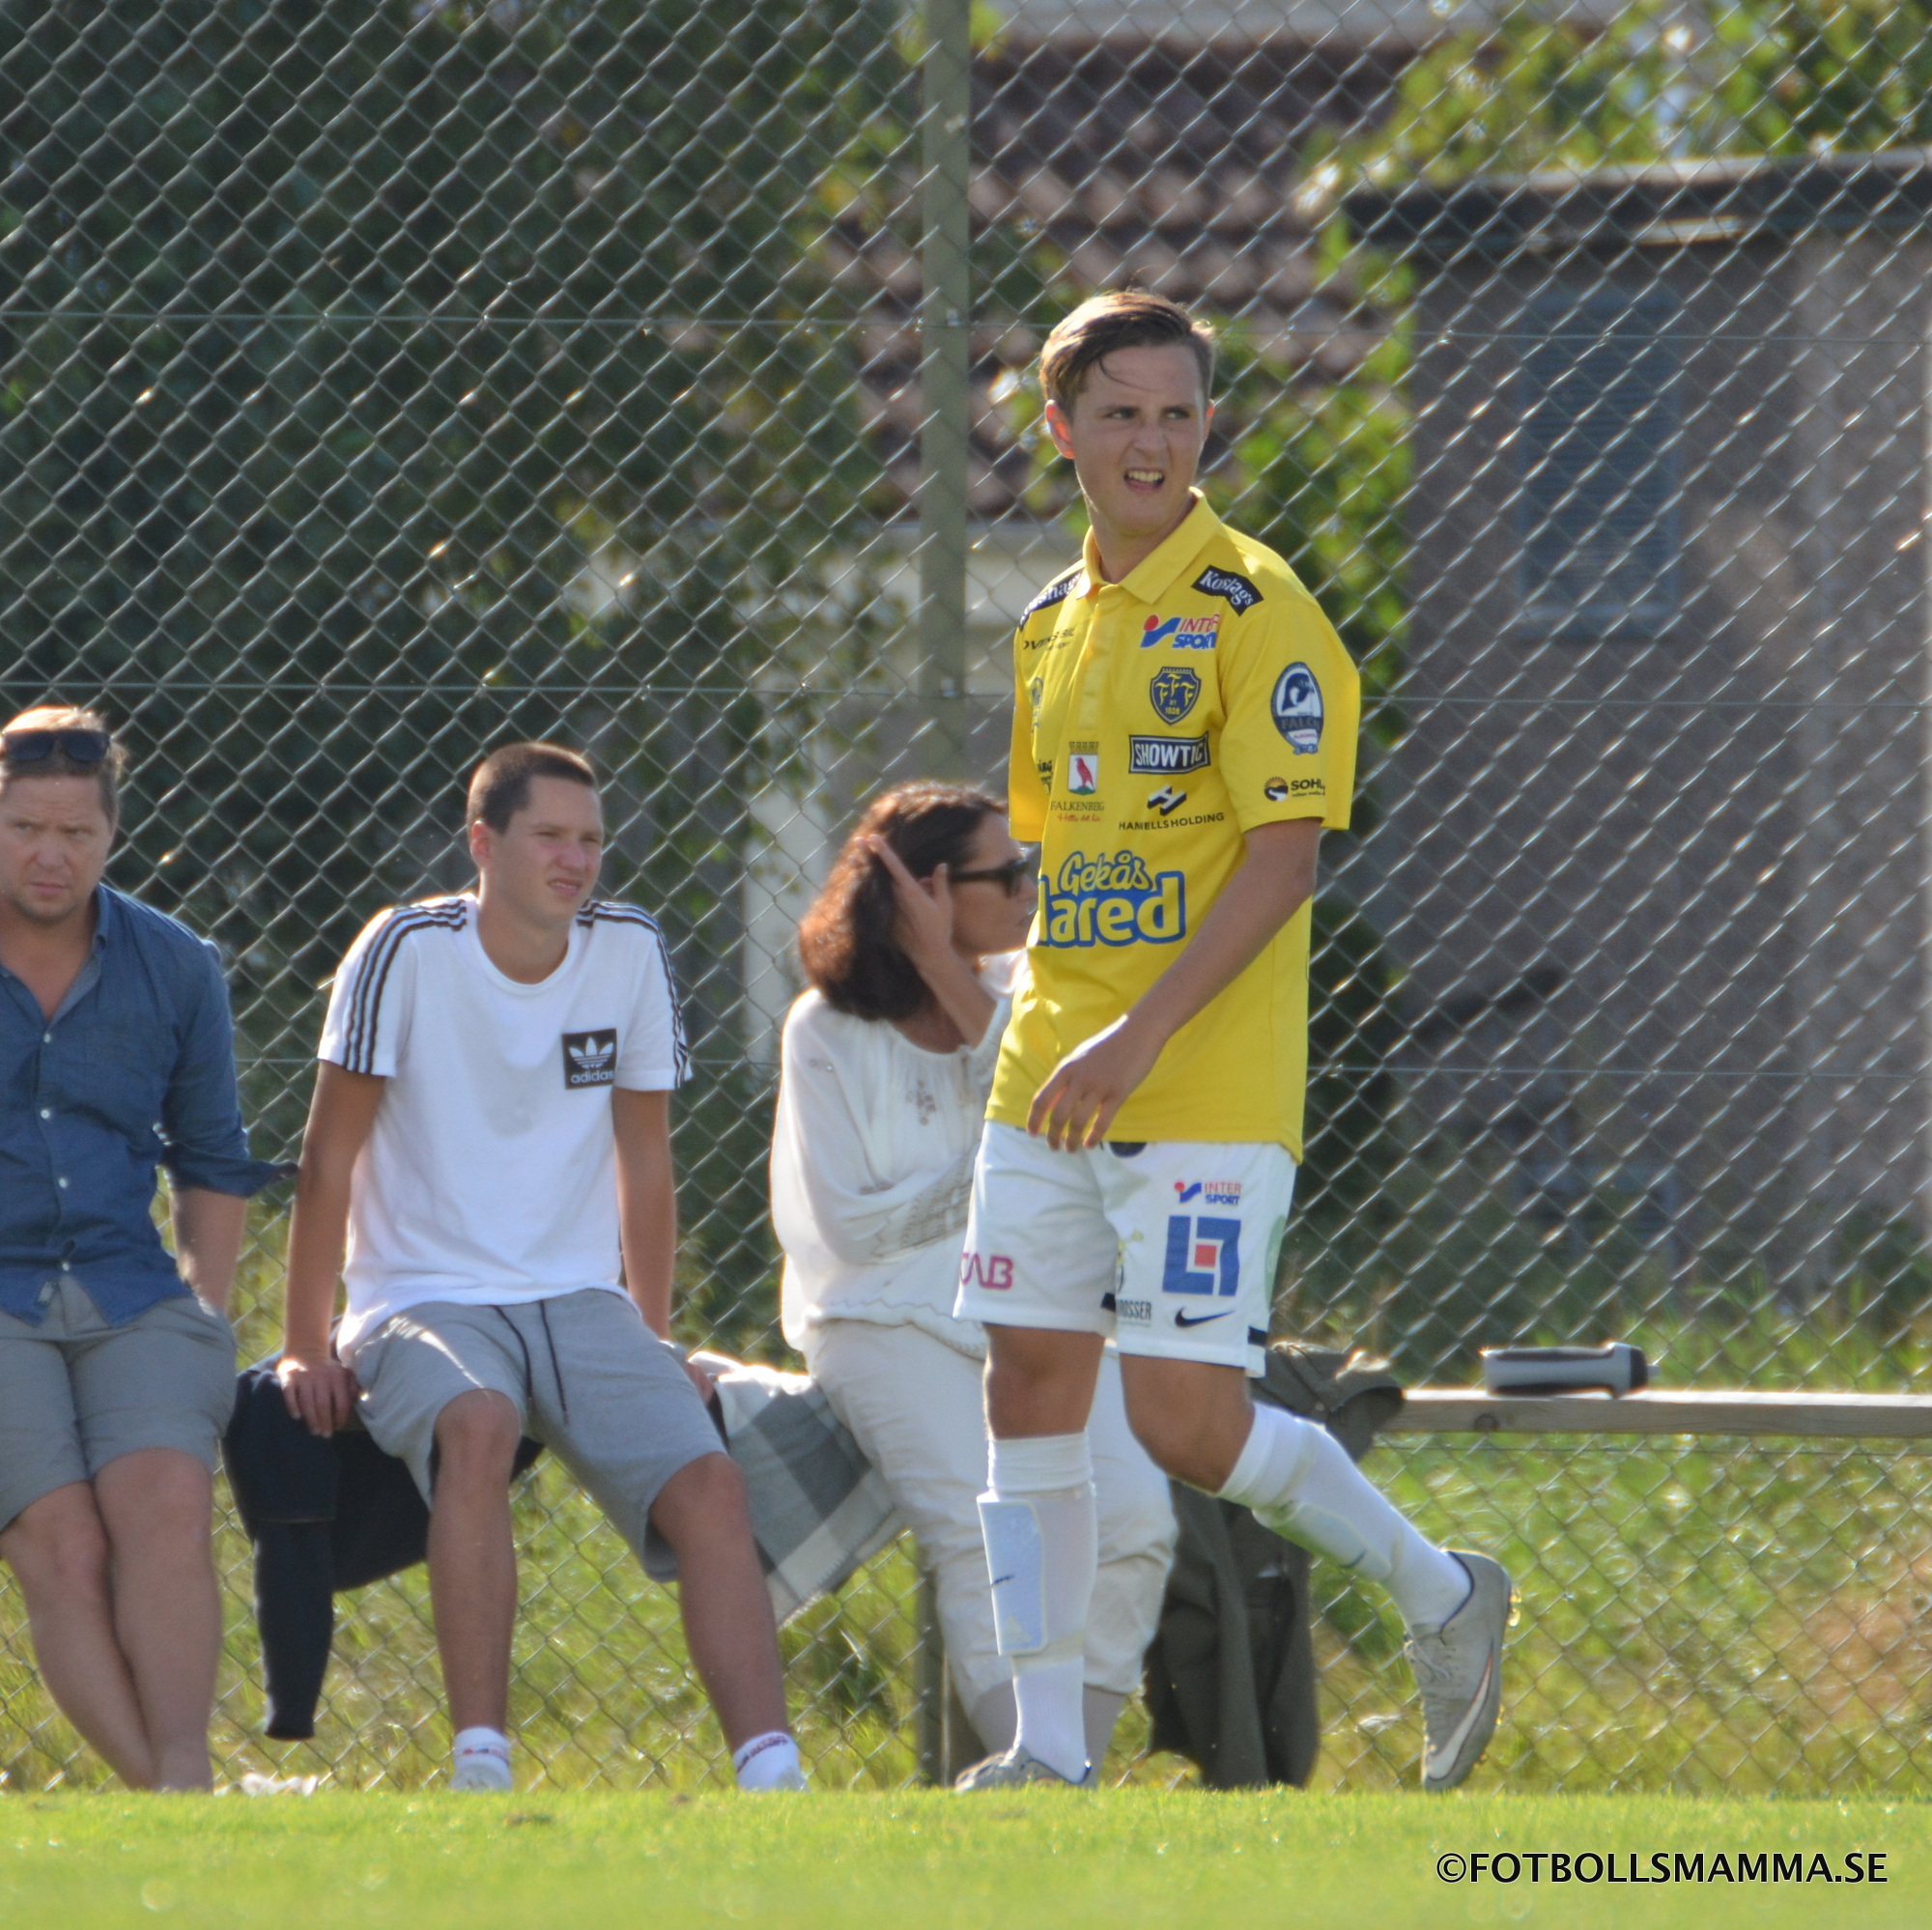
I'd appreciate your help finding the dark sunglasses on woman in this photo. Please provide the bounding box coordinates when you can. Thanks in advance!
[948,856,1036,896]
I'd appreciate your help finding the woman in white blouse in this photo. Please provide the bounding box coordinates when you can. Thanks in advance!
[771,781,1175,1772]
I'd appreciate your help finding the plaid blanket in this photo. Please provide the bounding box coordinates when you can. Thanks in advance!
[642,1354,903,1623]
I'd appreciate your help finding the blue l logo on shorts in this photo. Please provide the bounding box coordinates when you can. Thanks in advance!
[1162,1216,1240,1296]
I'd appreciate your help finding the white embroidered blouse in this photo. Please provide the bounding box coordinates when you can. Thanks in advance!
[771,957,1017,1359]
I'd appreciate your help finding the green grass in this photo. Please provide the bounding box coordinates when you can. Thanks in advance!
[5,1203,1926,1797]
[0,1791,1922,1929]
[1311,1433,1932,1796]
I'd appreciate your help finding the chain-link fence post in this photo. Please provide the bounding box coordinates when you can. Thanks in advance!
[915,1564,947,1786]
[917,0,973,779]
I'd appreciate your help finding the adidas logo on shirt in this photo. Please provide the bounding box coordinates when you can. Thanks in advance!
[562,1028,619,1089]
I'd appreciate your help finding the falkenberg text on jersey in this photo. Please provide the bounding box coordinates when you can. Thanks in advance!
[1037,850,1185,948]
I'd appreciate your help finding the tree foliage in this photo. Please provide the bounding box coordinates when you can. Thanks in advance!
[0,1,903,1291]
[0,10,897,944]
[1359,1,1932,186]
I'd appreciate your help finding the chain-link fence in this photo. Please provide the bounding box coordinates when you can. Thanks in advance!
[6,0,1932,1793]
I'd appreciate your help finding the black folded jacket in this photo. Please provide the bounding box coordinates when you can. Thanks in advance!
[223,1365,541,1741]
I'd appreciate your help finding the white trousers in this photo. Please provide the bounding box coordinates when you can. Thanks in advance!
[802,1320,1176,1715]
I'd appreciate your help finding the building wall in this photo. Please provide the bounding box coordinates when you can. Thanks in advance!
[1360,229,1932,1272]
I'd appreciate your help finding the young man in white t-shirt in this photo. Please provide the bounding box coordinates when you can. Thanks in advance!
[276,743,801,1793]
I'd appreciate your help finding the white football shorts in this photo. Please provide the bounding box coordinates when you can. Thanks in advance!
[954,1121,1296,1376]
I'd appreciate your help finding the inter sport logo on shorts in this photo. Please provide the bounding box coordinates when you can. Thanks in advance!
[1038,850,1186,948]
[562,1028,618,1089]
[1271,663,1323,753]
[1162,1215,1241,1295]
[1176,1179,1242,1206]
[1140,613,1220,649]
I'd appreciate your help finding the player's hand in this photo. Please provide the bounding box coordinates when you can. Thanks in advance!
[277,1348,360,1437]
[683,1356,718,1405]
[867,835,954,971]
[1027,1015,1165,1151]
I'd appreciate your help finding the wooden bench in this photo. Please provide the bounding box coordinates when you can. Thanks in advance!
[1386,1388,1932,1440]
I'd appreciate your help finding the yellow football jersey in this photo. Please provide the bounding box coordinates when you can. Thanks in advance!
[987,493,1359,1154]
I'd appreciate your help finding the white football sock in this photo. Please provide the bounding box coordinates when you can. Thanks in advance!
[449,1725,513,1792]
[1218,1405,1472,1633]
[980,1433,1095,1784]
[732,1730,806,1792]
[965,1664,1129,1773]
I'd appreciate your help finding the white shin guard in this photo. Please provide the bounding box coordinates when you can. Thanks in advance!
[979,1433,1096,1780]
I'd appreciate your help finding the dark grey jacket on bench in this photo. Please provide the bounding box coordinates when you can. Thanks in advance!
[1142,1342,1405,1789]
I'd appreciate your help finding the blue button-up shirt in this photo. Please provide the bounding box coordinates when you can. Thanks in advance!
[0,884,281,1325]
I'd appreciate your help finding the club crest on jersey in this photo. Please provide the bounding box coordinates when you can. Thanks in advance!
[1141,613,1220,651]
[1271,663,1323,754]
[1039,850,1186,948]
[562,1028,618,1090]
[1065,750,1099,795]
[1149,664,1201,724]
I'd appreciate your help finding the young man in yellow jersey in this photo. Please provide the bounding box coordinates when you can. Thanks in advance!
[953,292,1512,1793]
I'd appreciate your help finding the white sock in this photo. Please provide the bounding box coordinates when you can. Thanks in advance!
[450,1725,513,1792]
[732,1730,805,1792]
[980,1433,1095,1784]
[1219,1405,1472,1633]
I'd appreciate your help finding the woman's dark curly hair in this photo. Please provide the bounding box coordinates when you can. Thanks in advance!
[797,781,1006,1022]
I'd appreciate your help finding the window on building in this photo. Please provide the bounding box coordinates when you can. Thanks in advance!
[1515,291,1681,639]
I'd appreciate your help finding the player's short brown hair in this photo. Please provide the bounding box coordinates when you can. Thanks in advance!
[0,704,126,824]
[1038,291,1216,412]
[467,742,598,832]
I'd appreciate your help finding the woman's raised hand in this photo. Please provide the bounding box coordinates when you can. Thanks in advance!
[867,835,955,969]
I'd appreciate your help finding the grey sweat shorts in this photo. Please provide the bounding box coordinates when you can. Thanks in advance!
[348,1290,724,1562]
[0,1278,238,1533]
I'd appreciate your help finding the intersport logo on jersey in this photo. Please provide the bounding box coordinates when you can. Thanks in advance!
[1038,850,1186,948]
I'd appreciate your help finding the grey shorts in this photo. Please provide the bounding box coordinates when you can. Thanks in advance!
[0,1279,237,1533]
[348,1290,724,1562]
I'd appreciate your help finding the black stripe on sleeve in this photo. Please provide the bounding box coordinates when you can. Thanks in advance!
[579,901,692,1083]
[338,901,466,1074]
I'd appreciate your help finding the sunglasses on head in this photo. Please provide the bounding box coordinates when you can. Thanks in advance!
[950,855,1036,895]
[1,727,111,766]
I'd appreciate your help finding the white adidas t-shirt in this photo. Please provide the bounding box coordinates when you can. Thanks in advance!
[318,893,689,1353]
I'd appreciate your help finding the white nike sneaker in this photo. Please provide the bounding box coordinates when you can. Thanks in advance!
[953,1746,1096,1791]
[1406,1550,1512,1793]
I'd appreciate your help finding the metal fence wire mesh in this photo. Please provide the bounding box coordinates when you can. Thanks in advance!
[5,0,1932,1792]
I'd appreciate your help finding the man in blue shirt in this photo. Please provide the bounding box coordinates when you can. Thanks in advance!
[0,706,277,1789]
